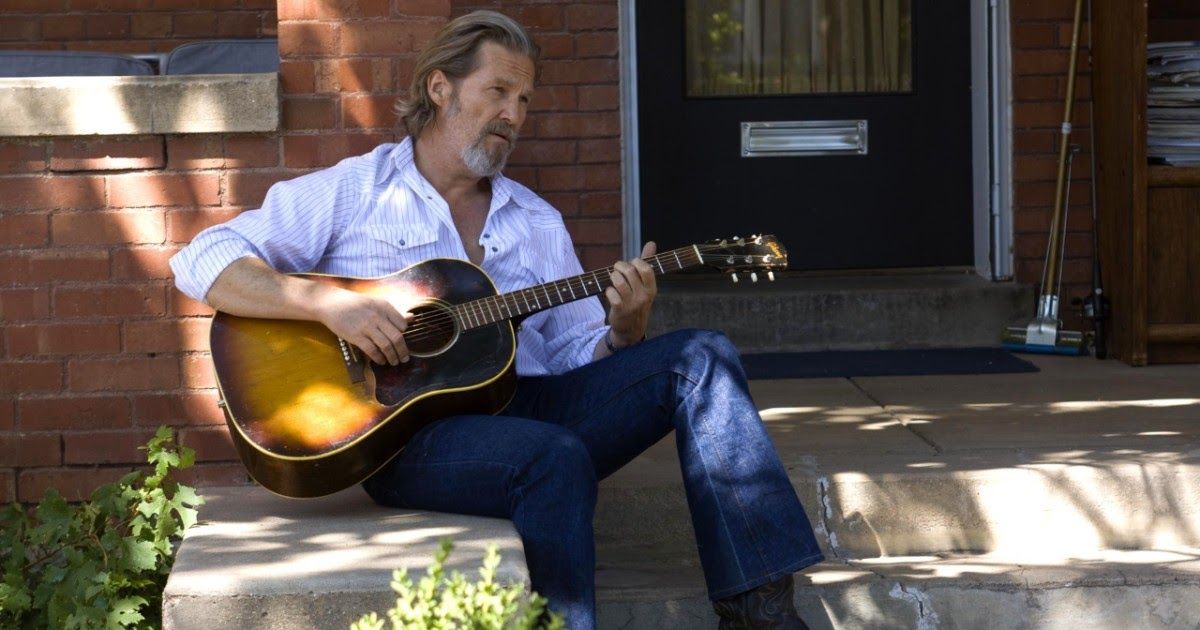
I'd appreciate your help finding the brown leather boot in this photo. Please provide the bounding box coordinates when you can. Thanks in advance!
[712,574,809,629]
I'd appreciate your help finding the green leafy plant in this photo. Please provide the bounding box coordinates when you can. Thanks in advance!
[0,426,204,629]
[352,539,565,630]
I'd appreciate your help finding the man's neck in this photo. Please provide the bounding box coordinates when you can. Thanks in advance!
[412,132,491,207]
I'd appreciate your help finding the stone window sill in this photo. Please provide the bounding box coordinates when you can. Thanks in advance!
[0,73,278,137]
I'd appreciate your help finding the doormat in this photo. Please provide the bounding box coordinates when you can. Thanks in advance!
[740,347,1040,380]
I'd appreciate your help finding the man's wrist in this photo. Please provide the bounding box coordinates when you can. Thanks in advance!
[605,328,644,353]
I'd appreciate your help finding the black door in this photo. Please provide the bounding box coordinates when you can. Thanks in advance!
[637,0,974,271]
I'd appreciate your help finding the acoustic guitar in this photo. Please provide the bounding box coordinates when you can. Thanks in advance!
[210,235,788,498]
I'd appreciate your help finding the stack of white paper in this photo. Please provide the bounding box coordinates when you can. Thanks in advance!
[1148,42,1200,165]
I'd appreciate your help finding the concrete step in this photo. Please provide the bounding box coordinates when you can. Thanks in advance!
[162,485,528,630]
[595,546,1200,629]
[594,356,1200,560]
[647,272,1034,352]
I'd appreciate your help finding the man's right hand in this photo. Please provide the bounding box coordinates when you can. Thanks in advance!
[315,288,411,366]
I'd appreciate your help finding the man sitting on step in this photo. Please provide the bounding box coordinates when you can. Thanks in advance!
[169,10,823,630]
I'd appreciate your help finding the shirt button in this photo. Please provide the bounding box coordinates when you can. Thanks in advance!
[491,246,498,252]
[483,233,490,239]
[400,240,406,246]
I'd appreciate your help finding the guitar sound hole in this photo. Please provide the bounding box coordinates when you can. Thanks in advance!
[404,302,457,356]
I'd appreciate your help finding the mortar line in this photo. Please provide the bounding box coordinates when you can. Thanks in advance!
[847,377,944,455]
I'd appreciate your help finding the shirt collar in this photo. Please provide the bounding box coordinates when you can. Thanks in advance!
[379,136,525,215]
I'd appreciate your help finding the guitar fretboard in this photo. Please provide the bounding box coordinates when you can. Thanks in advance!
[451,245,702,330]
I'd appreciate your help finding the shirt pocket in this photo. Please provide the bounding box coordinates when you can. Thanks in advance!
[362,223,439,272]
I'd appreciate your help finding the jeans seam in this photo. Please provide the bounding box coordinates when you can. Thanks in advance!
[546,367,701,431]
[707,551,826,601]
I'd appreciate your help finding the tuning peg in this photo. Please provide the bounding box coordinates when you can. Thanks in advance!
[731,273,739,283]
[767,271,775,281]
[750,272,758,283]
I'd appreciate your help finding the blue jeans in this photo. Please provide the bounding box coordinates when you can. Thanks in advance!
[362,328,824,630]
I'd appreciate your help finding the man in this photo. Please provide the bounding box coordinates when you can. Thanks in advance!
[170,10,823,629]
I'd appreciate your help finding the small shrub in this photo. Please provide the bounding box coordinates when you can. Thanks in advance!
[352,539,564,630]
[0,426,204,629]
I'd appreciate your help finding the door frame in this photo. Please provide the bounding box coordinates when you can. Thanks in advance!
[618,0,1014,280]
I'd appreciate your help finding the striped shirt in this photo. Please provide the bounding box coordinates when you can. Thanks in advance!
[169,137,609,376]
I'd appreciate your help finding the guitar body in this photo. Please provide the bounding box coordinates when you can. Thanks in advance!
[210,258,517,498]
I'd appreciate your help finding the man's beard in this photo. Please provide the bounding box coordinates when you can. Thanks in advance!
[462,120,518,177]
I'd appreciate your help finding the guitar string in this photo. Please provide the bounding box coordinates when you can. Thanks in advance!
[392,249,774,348]
[354,244,774,351]
[392,244,738,342]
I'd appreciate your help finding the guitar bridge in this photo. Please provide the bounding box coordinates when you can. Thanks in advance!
[337,337,366,384]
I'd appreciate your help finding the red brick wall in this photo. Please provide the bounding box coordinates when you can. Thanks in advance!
[1010,1,1096,331]
[1,0,622,504]
[0,0,277,54]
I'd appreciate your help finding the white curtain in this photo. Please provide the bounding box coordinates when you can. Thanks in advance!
[687,0,912,96]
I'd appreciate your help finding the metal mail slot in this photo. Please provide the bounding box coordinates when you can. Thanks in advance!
[740,120,868,157]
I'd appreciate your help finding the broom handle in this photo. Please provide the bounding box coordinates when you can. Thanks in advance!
[1043,0,1085,298]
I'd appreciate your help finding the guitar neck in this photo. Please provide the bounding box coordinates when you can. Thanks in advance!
[453,244,704,330]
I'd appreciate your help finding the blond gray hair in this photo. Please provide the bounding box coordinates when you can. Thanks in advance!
[396,10,539,139]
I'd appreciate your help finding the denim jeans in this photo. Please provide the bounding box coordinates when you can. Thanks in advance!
[362,328,824,630]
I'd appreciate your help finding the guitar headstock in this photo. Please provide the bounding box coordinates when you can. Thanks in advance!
[699,234,788,283]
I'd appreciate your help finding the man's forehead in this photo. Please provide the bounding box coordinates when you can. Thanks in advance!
[471,42,534,85]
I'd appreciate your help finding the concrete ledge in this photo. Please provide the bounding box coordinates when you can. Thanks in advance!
[163,485,528,630]
[0,73,278,137]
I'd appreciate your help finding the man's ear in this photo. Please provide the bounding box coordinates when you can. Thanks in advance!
[427,70,449,108]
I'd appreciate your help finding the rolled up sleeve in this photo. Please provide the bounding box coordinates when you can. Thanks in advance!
[169,166,351,304]
[535,226,609,374]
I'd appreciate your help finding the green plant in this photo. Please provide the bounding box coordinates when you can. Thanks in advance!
[352,539,565,630]
[0,426,205,629]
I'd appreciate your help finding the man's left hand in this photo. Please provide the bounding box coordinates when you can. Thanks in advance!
[604,241,657,348]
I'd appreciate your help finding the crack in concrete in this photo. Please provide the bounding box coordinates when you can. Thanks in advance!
[815,476,844,560]
[848,377,944,454]
[889,581,941,629]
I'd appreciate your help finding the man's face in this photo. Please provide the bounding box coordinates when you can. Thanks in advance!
[435,41,534,177]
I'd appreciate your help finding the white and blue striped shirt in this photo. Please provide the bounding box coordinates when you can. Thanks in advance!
[169,138,609,376]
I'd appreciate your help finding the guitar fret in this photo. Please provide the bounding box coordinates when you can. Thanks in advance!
[673,250,683,269]
[521,290,532,312]
[484,299,497,324]
[543,283,553,306]
[567,280,577,299]
[654,256,664,273]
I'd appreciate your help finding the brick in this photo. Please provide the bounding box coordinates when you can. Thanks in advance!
[40,15,84,40]
[0,470,11,504]
[0,399,12,431]
[538,164,617,191]
[131,13,172,39]
[0,213,48,247]
[173,462,251,488]
[0,176,105,211]
[508,139,575,166]
[395,0,450,18]
[540,192,577,216]
[6,322,120,357]
[577,84,618,111]
[18,467,134,503]
[0,17,39,42]
[0,361,62,393]
[112,245,181,280]
[170,289,214,316]
[180,354,216,389]
[577,138,619,164]
[579,244,619,272]
[217,12,261,38]
[0,142,46,173]
[534,33,572,59]
[181,426,236,461]
[69,356,180,392]
[27,249,111,282]
[225,136,281,168]
[166,136,224,170]
[124,318,210,353]
[280,59,316,95]
[0,253,29,285]
[326,57,393,93]
[54,285,167,318]
[338,22,411,56]
[278,21,339,57]
[133,390,224,427]
[173,13,217,37]
[566,4,616,30]
[51,210,165,246]
[1013,49,1090,76]
[529,85,576,113]
[510,5,562,31]
[565,218,620,245]
[86,14,130,39]
[540,59,617,85]
[167,208,244,243]
[51,137,166,171]
[223,170,292,207]
[575,31,617,57]
[580,191,621,217]
[1010,1,1075,20]
[536,112,619,138]
[64,429,159,465]
[1011,22,1058,49]
[0,433,61,467]
[13,416,104,465]
[0,287,50,322]
[283,96,338,130]
[108,172,220,208]
[282,133,390,168]
[342,94,398,129]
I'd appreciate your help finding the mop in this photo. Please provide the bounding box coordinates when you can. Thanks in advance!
[1002,0,1087,355]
